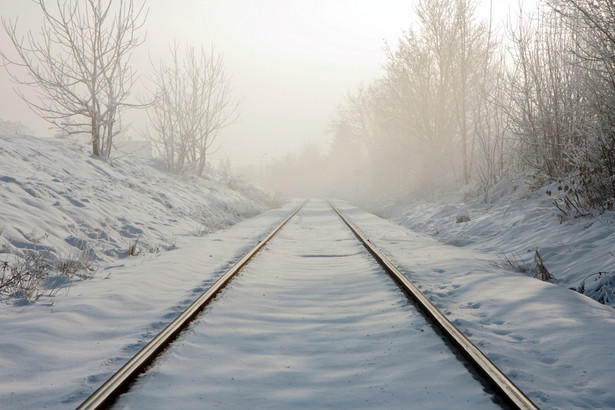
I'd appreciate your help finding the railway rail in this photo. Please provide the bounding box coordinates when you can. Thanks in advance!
[79,200,537,409]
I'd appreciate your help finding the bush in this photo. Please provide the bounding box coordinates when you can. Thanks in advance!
[0,247,95,303]
[550,134,615,219]
[0,251,50,302]
[576,272,615,307]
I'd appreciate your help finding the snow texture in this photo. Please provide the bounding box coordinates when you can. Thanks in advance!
[116,201,501,409]
[386,173,615,307]
[1,134,614,409]
[0,134,269,302]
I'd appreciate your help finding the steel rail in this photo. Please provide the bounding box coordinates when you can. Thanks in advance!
[329,201,538,410]
[78,202,306,410]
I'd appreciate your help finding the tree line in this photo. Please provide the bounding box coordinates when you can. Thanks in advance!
[327,0,615,215]
[0,0,237,177]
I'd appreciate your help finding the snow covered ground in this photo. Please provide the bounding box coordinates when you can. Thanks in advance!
[116,201,501,409]
[0,204,296,408]
[375,173,615,308]
[337,199,615,409]
[0,132,286,407]
[0,134,272,302]
[1,133,614,409]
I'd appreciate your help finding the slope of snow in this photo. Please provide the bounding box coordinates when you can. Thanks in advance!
[0,134,271,302]
[377,173,615,308]
[0,132,289,407]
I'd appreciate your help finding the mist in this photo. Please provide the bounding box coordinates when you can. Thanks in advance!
[5,0,614,216]
[238,0,615,217]
[0,0,415,162]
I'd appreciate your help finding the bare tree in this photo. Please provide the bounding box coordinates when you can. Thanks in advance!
[328,82,408,193]
[378,0,495,189]
[146,43,238,177]
[547,0,615,212]
[334,85,379,159]
[450,0,492,184]
[383,27,455,168]
[507,4,586,178]
[1,0,147,157]
[473,47,511,197]
[464,0,512,197]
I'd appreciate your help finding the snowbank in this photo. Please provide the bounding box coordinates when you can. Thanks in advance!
[381,173,615,307]
[0,134,271,302]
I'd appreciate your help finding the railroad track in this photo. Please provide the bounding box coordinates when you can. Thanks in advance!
[79,200,537,409]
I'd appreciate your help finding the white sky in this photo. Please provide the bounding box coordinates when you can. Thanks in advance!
[0,0,521,167]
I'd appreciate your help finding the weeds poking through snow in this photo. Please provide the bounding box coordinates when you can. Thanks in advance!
[0,251,50,302]
[0,247,96,303]
[56,248,95,279]
[127,238,140,256]
[149,236,176,253]
[496,251,527,273]
[533,250,553,281]
[497,249,554,282]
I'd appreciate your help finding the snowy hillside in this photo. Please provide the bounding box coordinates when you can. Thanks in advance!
[0,134,271,302]
[378,173,615,308]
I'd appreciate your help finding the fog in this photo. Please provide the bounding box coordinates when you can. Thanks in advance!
[0,1,415,160]
[1,0,546,202]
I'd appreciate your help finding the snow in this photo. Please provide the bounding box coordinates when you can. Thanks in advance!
[1,134,615,408]
[115,201,501,409]
[383,172,615,306]
[0,134,271,301]
[0,205,296,408]
[350,179,615,408]
[0,133,278,406]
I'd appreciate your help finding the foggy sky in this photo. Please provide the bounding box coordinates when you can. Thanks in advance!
[0,0,515,168]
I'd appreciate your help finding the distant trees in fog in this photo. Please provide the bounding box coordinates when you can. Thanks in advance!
[330,0,500,196]
[1,0,147,157]
[0,1,237,174]
[328,0,615,213]
[145,43,238,177]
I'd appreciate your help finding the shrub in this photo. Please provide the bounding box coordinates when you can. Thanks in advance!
[0,251,50,302]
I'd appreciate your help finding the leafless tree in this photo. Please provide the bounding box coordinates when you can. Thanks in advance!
[465,0,512,197]
[507,4,587,178]
[450,0,492,184]
[378,0,495,190]
[1,0,147,157]
[547,0,615,211]
[389,0,459,159]
[333,85,379,159]
[146,43,238,177]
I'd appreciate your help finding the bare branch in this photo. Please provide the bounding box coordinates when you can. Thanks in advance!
[0,0,147,156]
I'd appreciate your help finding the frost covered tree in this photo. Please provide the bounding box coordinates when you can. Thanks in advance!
[146,43,238,177]
[323,0,503,197]
[1,0,147,157]
[332,85,379,159]
[377,0,496,189]
[507,5,586,179]
[547,0,615,211]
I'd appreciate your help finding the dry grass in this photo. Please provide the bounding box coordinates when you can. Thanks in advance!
[497,249,553,282]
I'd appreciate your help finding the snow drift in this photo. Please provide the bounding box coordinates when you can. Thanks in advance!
[0,133,270,302]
